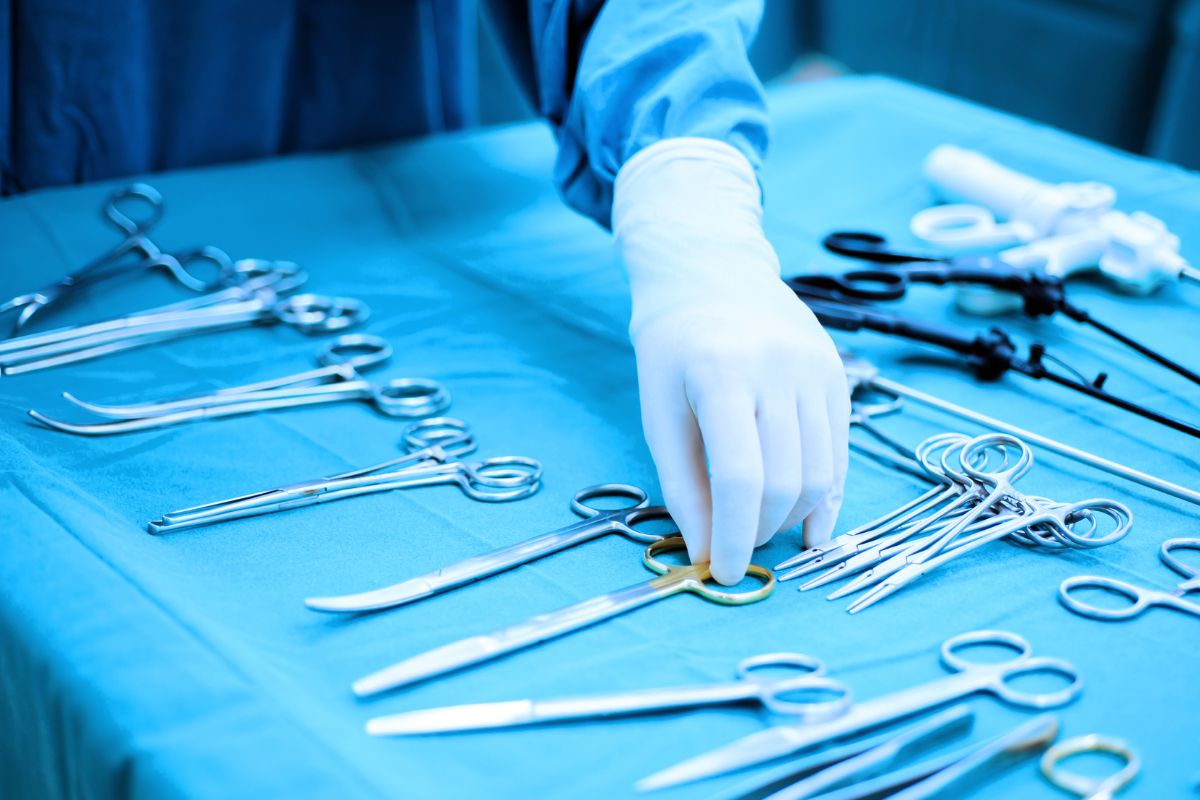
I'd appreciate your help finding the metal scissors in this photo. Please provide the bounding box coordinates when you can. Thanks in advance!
[28,333,442,435]
[366,652,850,736]
[148,418,541,533]
[1040,734,1139,799]
[353,536,775,697]
[1,184,238,335]
[0,266,362,376]
[1059,537,1200,622]
[636,629,1082,791]
[305,483,673,614]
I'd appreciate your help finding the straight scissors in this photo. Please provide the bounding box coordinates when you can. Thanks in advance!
[0,265,363,376]
[1041,734,1139,799]
[366,652,850,736]
[1059,537,1200,622]
[29,334,445,435]
[1,184,239,335]
[305,483,673,614]
[352,536,775,697]
[148,418,541,533]
[636,630,1083,792]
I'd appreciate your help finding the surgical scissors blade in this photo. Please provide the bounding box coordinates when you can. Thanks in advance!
[29,333,445,435]
[305,483,670,614]
[635,630,1082,792]
[757,706,976,800]
[1059,537,1200,621]
[366,653,849,735]
[352,536,774,697]
[884,713,1059,800]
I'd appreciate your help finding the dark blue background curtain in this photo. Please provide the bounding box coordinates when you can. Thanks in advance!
[0,0,476,196]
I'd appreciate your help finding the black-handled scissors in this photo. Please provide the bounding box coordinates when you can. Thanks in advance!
[804,229,1200,389]
[822,231,946,265]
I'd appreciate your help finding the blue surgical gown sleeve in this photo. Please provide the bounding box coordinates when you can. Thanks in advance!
[486,1,771,229]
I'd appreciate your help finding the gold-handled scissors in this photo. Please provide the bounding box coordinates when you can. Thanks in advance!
[1041,734,1139,799]
[353,536,775,697]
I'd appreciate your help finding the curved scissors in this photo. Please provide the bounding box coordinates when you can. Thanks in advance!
[1059,537,1200,622]
[1,184,238,334]
[634,630,1082,792]
[353,536,775,696]
[305,483,673,613]
[29,333,444,435]
[366,652,850,736]
[1041,734,1139,799]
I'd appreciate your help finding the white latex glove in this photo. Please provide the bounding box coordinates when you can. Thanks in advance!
[613,138,850,585]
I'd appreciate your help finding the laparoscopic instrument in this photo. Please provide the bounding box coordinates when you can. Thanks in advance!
[148,418,542,534]
[305,483,673,614]
[28,334,444,435]
[841,354,1200,508]
[773,431,1132,613]
[366,652,851,736]
[1040,735,1140,799]
[0,263,364,375]
[636,630,1082,792]
[0,183,239,335]
[789,286,1200,441]
[807,230,1200,389]
[914,145,1197,295]
[352,536,774,697]
[1059,537,1200,622]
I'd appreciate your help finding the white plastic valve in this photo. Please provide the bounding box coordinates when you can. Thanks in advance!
[918,145,1197,296]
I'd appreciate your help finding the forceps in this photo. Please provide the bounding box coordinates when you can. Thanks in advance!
[29,334,446,435]
[1041,734,1139,798]
[305,483,673,614]
[842,496,1132,614]
[1,184,238,335]
[148,418,541,533]
[775,433,973,579]
[1059,537,1200,622]
[353,536,775,697]
[636,630,1082,791]
[366,652,850,735]
[1,267,361,375]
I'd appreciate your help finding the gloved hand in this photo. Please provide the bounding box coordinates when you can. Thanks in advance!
[612,137,850,585]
